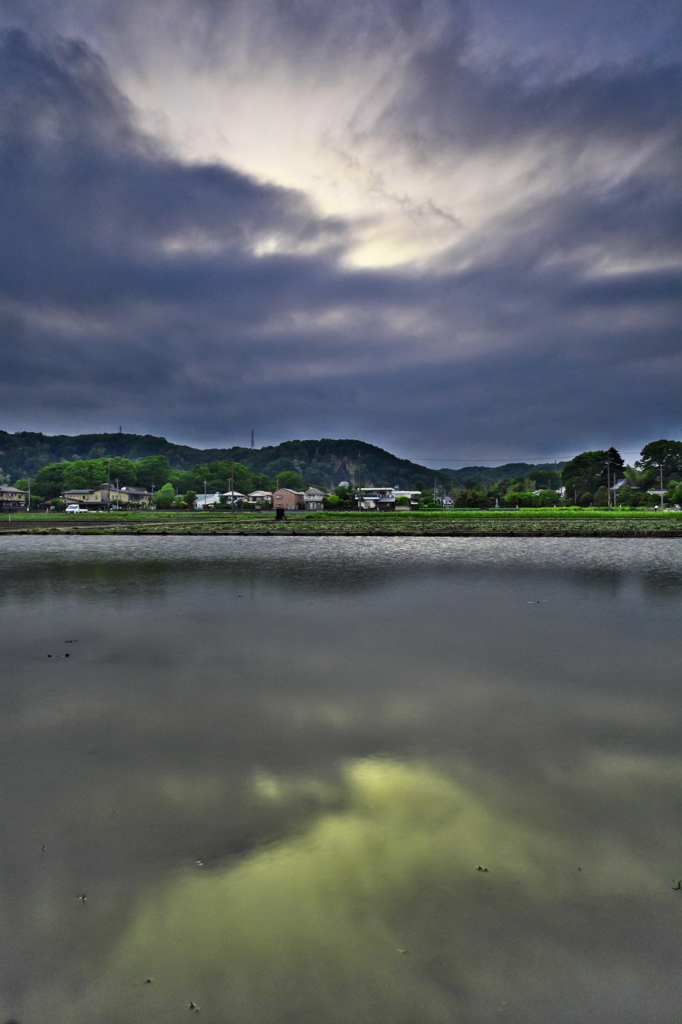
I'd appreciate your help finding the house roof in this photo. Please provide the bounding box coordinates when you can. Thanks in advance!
[62,486,150,497]
[96,483,149,493]
[0,485,27,494]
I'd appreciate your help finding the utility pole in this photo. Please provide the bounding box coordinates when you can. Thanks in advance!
[250,429,254,449]
[204,479,207,511]
[660,464,664,507]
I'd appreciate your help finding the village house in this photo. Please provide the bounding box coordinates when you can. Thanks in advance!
[61,483,152,509]
[394,489,422,509]
[0,484,28,511]
[220,490,246,507]
[356,487,396,511]
[273,487,305,510]
[248,490,273,506]
[194,492,222,509]
[303,487,327,511]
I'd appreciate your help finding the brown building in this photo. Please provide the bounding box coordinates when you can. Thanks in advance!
[273,488,305,510]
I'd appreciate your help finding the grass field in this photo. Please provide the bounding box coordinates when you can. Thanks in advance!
[2,508,681,536]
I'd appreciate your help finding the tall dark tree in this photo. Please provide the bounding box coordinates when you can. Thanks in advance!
[604,447,624,481]
[561,451,606,499]
[561,448,624,499]
[637,440,682,476]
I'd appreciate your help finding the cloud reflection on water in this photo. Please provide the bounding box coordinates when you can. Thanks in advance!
[1,537,681,1022]
[45,757,681,1024]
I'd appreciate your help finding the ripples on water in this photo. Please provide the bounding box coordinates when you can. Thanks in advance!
[1,537,681,1023]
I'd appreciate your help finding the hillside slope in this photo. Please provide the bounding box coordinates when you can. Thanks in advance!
[0,429,565,490]
[0,431,447,489]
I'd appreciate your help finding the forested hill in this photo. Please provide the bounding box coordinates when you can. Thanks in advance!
[0,429,564,490]
[0,430,446,488]
[441,461,567,487]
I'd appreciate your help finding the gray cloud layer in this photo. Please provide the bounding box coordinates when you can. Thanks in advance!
[0,0,680,459]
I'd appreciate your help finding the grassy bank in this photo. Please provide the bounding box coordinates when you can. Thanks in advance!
[1,508,681,537]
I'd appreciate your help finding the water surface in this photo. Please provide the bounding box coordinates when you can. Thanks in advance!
[1,536,681,1023]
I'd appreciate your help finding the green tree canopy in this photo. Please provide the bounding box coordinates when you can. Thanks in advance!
[153,483,176,508]
[561,448,623,500]
[170,460,270,496]
[31,463,67,500]
[32,457,141,499]
[30,454,270,501]
[637,440,682,476]
[623,466,654,490]
[135,456,172,489]
[276,471,306,491]
[614,484,650,507]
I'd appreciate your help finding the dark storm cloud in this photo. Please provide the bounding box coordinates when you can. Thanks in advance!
[388,57,682,153]
[0,2,680,456]
[0,30,343,294]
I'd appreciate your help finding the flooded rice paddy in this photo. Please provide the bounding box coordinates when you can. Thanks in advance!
[1,535,681,1024]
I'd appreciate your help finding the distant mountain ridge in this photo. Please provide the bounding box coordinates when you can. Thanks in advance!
[0,429,565,489]
[441,462,567,486]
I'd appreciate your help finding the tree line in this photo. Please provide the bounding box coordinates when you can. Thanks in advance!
[14,456,311,508]
[8,438,682,509]
[449,440,682,509]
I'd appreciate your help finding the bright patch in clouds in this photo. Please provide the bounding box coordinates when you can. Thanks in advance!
[0,0,680,454]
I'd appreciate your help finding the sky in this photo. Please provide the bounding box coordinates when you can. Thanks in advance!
[0,0,680,466]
